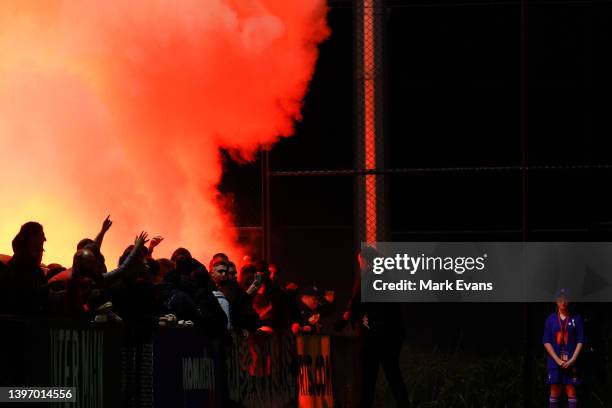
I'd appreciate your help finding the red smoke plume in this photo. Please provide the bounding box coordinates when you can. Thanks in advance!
[0,0,329,265]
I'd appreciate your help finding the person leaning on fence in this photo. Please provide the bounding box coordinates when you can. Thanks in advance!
[215,264,261,336]
[67,232,151,323]
[543,289,585,408]
[292,285,335,335]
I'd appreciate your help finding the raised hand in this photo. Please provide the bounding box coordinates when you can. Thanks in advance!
[246,278,262,296]
[149,235,164,249]
[134,231,149,248]
[308,313,321,326]
[101,215,113,233]
[95,215,113,248]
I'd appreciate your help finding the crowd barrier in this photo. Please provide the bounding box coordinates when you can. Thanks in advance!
[0,317,359,408]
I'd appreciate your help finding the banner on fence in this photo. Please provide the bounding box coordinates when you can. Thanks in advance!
[0,319,351,408]
[296,335,333,408]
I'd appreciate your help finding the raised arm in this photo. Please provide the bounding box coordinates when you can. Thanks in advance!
[147,235,164,257]
[103,231,149,284]
[94,215,113,249]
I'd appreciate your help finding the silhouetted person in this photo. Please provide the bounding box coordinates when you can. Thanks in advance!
[65,248,100,319]
[106,233,164,325]
[345,247,409,408]
[241,261,291,332]
[160,248,227,331]
[0,222,48,315]
[49,216,114,289]
[68,232,150,322]
[212,261,260,335]
[293,286,335,335]
[192,263,228,334]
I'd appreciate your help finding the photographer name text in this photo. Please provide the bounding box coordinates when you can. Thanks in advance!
[372,279,493,292]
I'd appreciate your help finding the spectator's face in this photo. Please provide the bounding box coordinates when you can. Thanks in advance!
[211,263,229,284]
[269,265,277,281]
[28,232,46,265]
[209,254,229,272]
[228,265,237,281]
[301,295,318,311]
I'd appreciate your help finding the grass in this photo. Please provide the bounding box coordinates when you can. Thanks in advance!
[371,344,609,408]
[373,345,522,408]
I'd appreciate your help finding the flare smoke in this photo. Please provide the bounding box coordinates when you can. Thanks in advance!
[0,0,329,265]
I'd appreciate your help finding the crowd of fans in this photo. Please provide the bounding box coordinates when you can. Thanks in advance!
[0,218,337,338]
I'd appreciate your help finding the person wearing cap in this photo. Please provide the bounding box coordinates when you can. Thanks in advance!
[292,286,335,334]
[542,289,585,408]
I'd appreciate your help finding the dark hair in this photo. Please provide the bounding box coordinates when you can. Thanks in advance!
[118,244,147,267]
[209,253,230,271]
[46,263,64,270]
[301,285,320,297]
[255,260,269,274]
[77,238,95,250]
[71,248,98,282]
[45,264,66,281]
[210,259,229,270]
[193,265,213,288]
[82,242,102,258]
[171,247,192,263]
[212,252,228,260]
[12,222,45,254]
[240,264,257,275]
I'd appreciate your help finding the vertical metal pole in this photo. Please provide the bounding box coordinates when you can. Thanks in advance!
[355,0,386,249]
[363,0,378,246]
[261,148,271,262]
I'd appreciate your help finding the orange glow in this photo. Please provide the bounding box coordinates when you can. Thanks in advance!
[0,0,329,266]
